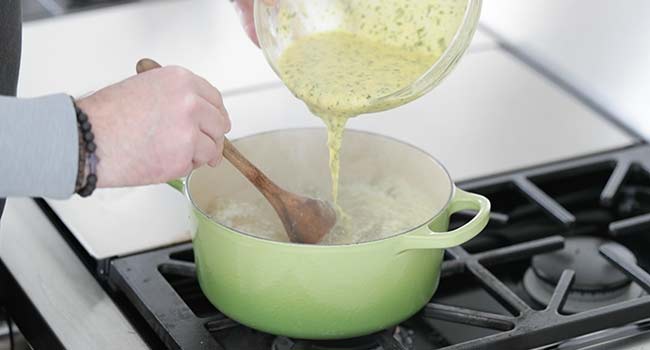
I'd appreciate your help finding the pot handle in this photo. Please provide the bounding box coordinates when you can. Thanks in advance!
[399,189,490,251]
[167,179,185,193]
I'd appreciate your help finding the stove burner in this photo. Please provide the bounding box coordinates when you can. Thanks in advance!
[271,327,413,350]
[523,236,644,313]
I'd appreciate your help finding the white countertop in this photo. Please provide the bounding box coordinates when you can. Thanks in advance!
[1,0,640,349]
[0,198,149,349]
[19,0,275,97]
[480,0,650,140]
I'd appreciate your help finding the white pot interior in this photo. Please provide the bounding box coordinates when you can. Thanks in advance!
[187,129,453,244]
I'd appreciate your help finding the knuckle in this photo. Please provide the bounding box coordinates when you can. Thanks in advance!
[181,93,202,116]
[165,65,192,80]
[166,66,196,89]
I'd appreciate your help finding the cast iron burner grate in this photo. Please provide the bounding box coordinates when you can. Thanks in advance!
[109,145,650,349]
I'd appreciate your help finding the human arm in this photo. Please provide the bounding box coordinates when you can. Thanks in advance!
[0,65,231,198]
[0,94,77,198]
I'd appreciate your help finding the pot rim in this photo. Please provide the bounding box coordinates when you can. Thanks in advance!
[184,127,455,247]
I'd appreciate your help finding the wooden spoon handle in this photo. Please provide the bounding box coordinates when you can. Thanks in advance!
[135,58,162,74]
[222,139,280,196]
[135,58,281,197]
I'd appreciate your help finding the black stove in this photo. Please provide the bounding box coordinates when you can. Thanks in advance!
[104,145,650,350]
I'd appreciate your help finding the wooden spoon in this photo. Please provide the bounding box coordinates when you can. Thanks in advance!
[136,58,336,244]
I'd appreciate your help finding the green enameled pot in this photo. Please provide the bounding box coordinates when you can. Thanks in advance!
[169,128,490,340]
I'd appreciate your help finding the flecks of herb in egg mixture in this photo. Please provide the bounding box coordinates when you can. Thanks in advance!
[275,1,466,205]
[278,31,436,203]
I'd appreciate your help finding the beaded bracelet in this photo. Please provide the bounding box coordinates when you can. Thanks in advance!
[71,98,99,197]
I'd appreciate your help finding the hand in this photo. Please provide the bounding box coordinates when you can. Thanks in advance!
[233,0,276,46]
[75,66,231,188]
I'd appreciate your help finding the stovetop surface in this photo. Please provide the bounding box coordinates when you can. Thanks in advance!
[22,0,140,21]
[109,144,650,350]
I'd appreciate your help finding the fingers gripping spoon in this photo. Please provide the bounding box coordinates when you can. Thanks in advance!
[136,58,336,244]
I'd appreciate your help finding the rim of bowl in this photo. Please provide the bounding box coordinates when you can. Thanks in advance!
[183,128,456,247]
[253,0,482,105]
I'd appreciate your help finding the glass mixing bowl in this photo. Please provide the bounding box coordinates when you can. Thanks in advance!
[254,0,482,112]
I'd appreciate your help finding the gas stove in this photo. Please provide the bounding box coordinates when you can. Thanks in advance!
[99,145,650,350]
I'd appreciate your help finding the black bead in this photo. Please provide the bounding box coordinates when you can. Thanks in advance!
[83,132,94,142]
[80,120,91,131]
[79,186,93,197]
[86,142,97,153]
[78,111,88,123]
[87,174,97,185]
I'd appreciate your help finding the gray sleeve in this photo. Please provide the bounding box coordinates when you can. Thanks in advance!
[0,93,78,199]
